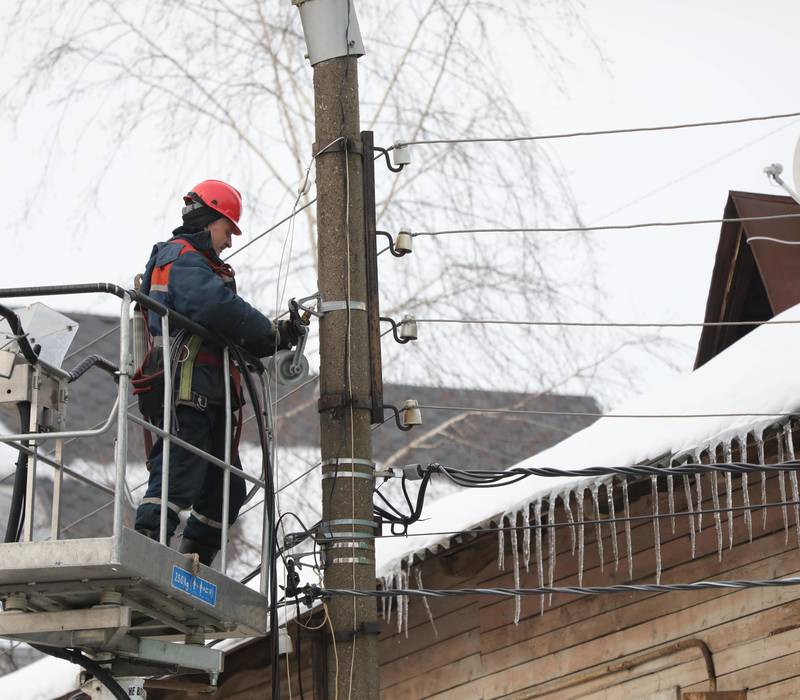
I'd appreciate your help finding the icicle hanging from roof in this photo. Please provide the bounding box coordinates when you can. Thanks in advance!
[415,568,438,638]
[386,572,395,626]
[403,562,411,637]
[738,435,753,542]
[651,476,662,584]
[723,441,734,550]
[784,424,800,549]
[694,462,703,533]
[396,570,404,635]
[622,478,633,580]
[778,434,790,544]
[497,515,505,572]
[509,511,522,624]
[682,471,696,559]
[667,473,676,535]
[709,465,723,561]
[607,479,619,573]
[591,484,604,572]
[522,507,531,573]
[534,500,544,615]
[756,428,768,530]
[547,496,556,604]
[563,490,577,556]
[576,488,586,586]
[380,576,389,621]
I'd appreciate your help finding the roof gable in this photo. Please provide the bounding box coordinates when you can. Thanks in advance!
[695,190,800,368]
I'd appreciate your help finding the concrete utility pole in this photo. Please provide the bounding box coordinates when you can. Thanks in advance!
[292,2,379,698]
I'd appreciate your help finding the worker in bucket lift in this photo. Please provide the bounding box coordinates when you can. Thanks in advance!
[133,179,302,566]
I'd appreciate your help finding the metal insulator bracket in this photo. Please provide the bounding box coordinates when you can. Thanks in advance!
[380,315,417,343]
[376,230,413,256]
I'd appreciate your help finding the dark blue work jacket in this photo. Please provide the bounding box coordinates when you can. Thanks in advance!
[140,230,275,404]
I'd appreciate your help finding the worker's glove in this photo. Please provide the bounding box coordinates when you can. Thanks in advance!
[275,320,300,350]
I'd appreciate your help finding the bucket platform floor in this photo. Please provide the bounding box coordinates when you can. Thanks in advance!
[0,528,266,671]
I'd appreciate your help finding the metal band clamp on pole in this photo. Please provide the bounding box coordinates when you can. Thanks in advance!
[321,456,374,479]
[318,300,367,313]
[320,518,378,529]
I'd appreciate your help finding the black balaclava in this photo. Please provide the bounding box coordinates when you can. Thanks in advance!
[172,203,223,238]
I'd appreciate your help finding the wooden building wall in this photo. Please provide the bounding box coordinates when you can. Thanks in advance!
[152,428,800,699]
[376,427,800,699]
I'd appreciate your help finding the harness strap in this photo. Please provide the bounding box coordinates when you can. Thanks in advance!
[178,335,204,403]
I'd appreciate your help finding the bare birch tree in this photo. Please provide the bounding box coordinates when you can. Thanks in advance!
[0,0,678,620]
[0,0,637,395]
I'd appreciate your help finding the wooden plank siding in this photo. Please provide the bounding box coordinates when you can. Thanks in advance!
[150,429,800,699]
[377,435,800,697]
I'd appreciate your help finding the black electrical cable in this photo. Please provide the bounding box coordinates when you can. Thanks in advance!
[66,354,119,383]
[371,472,433,534]
[30,645,129,700]
[231,346,280,700]
[0,304,40,367]
[426,460,800,486]
[295,597,306,700]
[4,402,30,543]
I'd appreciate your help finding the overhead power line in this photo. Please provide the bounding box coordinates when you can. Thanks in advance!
[328,576,800,600]
[413,316,800,329]
[428,461,800,485]
[64,325,119,361]
[413,213,800,237]
[418,404,800,420]
[393,109,800,148]
[225,198,317,261]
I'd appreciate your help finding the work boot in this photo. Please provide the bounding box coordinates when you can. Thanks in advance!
[178,537,218,567]
[135,527,159,541]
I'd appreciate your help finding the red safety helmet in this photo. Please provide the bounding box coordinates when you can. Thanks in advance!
[183,179,243,235]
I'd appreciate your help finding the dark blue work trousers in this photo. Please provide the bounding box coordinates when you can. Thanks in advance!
[134,404,246,549]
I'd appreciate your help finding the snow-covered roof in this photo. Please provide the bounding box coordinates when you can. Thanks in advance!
[376,302,800,577]
[0,656,77,700]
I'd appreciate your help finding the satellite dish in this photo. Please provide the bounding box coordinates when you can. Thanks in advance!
[793,133,800,193]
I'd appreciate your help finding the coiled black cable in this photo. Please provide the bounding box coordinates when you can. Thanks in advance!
[30,645,129,700]
[230,346,280,700]
[0,304,40,367]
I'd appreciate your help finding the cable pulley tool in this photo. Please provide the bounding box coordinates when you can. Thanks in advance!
[268,299,311,388]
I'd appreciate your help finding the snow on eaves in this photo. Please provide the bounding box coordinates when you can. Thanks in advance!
[376,302,800,578]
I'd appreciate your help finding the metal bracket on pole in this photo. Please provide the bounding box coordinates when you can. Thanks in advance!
[313,137,363,157]
[292,292,366,317]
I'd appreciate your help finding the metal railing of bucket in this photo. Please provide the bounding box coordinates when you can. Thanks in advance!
[0,283,273,593]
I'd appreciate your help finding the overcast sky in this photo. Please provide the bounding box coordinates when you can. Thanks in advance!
[2,0,798,404]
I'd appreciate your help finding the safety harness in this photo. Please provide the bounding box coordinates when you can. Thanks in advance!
[132,238,243,466]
